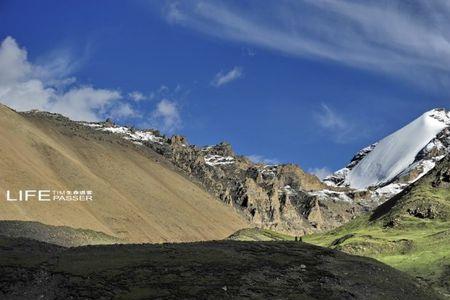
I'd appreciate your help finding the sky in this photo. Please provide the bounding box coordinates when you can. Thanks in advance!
[1,0,450,177]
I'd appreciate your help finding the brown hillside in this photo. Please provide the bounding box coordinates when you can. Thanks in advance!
[0,104,248,243]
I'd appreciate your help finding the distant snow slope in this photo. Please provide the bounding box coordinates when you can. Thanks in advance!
[345,109,450,189]
[324,109,450,190]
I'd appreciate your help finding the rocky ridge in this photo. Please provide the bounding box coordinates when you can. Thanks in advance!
[74,115,370,236]
[18,108,450,237]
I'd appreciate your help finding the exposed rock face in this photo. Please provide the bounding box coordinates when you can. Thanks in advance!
[63,117,368,236]
[155,139,365,235]
[371,155,450,224]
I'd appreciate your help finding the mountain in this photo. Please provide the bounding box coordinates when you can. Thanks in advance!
[0,103,446,298]
[78,114,368,236]
[0,103,368,245]
[0,104,248,244]
[0,236,438,299]
[325,108,450,201]
[305,155,450,297]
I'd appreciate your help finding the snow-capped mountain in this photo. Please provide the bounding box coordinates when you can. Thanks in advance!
[324,109,450,196]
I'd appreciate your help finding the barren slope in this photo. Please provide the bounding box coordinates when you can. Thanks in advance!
[0,104,248,243]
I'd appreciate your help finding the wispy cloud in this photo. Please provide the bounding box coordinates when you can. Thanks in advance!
[247,154,280,165]
[163,0,450,87]
[314,103,367,143]
[308,167,332,180]
[211,66,243,87]
[315,103,347,131]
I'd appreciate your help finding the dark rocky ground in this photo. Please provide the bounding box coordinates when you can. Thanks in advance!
[0,221,122,247]
[0,236,440,300]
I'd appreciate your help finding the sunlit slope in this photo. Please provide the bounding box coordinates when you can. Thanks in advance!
[304,156,450,297]
[0,104,247,243]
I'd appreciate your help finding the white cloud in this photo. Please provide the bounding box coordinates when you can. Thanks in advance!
[308,167,332,180]
[128,91,146,102]
[50,87,122,121]
[247,154,280,165]
[151,99,181,132]
[109,102,138,119]
[0,36,143,122]
[0,79,54,112]
[0,36,186,131]
[164,0,450,87]
[0,36,32,84]
[211,66,243,87]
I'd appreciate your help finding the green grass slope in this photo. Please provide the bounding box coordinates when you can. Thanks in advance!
[304,156,450,298]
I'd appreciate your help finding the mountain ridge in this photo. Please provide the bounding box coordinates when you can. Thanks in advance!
[2,103,450,244]
[0,103,248,244]
[325,108,450,200]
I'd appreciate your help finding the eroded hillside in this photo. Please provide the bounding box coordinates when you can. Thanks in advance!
[0,104,248,243]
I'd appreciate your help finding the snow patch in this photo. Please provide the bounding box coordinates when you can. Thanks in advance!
[280,185,297,196]
[82,122,103,128]
[204,154,235,166]
[308,189,353,203]
[127,131,164,144]
[260,165,278,178]
[346,109,450,189]
[82,123,165,145]
[101,126,129,134]
[374,183,408,198]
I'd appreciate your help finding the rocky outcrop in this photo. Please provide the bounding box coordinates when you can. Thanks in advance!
[148,137,370,235]
[52,115,369,236]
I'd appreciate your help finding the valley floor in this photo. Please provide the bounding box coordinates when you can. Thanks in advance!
[0,236,438,300]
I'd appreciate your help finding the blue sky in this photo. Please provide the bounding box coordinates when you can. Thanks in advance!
[1,0,450,177]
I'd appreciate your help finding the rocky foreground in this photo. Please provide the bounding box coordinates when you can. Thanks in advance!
[0,236,439,300]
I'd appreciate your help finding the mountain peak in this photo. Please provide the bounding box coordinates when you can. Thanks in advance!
[325,108,450,191]
[427,107,450,124]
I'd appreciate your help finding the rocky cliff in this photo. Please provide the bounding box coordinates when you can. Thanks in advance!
[74,115,369,236]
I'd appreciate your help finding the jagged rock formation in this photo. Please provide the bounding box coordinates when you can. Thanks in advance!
[76,115,368,236]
